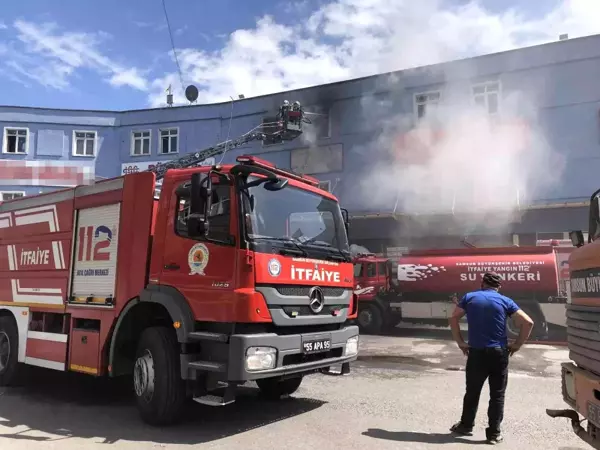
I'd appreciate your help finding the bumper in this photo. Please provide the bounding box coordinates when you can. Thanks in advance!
[226,325,359,381]
[546,362,600,449]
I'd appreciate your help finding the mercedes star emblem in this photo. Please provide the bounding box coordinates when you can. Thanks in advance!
[308,286,325,314]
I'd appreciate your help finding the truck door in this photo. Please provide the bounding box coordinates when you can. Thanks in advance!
[159,178,237,321]
[377,261,387,290]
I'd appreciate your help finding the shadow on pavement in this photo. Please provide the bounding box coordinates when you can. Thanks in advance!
[374,323,567,343]
[362,428,488,445]
[0,367,325,445]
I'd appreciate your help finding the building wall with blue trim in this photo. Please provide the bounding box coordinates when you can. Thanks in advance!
[2,34,600,248]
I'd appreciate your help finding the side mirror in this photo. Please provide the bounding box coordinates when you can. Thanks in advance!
[190,173,208,215]
[569,230,585,248]
[188,172,211,238]
[340,208,350,235]
[187,215,207,236]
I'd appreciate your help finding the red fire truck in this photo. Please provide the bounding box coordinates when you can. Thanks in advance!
[0,101,359,426]
[353,245,572,338]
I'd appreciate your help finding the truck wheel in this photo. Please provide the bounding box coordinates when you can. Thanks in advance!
[0,316,20,386]
[256,376,303,400]
[506,303,548,340]
[133,326,186,426]
[357,303,383,334]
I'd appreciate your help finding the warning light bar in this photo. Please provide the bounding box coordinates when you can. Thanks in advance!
[236,155,320,188]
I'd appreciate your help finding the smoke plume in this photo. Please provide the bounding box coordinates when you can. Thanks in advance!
[355,64,566,240]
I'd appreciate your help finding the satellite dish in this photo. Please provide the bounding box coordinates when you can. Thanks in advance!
[185,85,199,103]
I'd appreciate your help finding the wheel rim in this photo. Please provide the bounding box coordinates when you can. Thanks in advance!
[0,331,10,374]
[133,349,155,402]
[358,309,373,328]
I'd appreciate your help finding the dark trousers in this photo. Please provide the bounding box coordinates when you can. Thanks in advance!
[460,347,509,435]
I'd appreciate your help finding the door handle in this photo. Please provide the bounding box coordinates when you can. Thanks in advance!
[164,263,180,270]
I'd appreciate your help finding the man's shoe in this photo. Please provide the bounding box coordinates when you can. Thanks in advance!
[486,430,503,445]
[450,422,473,436]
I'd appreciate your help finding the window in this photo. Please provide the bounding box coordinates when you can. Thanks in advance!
[0,191,25,201]
[131,131,151,156]
[73,131,97,156]
[290,144,343,175]
[318,180,331,192]
[472,81,500,114]
[175,182,231,242]
[353,263,363,277]
[366,263,376,277]
[3,128,28,154]
[414,92,441,120]
[307,105,331,139]
[378,262,387,276]
[159,128,178,154]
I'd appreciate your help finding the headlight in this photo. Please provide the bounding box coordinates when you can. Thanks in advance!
[345,336,359,357]
[245,346,277,371]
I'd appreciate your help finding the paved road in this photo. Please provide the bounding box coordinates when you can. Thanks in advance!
[0,335,585,449]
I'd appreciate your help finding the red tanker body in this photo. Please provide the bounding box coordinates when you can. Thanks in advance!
[398,247,560,296]
[353,246,572,338]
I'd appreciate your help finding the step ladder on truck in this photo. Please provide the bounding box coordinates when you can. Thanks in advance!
[0,100,359,426]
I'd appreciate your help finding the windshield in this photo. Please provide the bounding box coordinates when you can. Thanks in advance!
[242,175,349,252]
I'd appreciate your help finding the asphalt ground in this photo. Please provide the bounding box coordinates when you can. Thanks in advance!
[0,332,585,450]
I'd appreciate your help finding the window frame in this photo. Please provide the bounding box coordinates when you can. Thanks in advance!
[366,262,377,277]
[471,80,501,115]
[3,127,30,154]
[173,178,235,246]
[72,130,98,157]
[0,191,26,201]
[413,91,442,121]
[130,130,152,157]
[159,127,179,155]
[305,105,332,140]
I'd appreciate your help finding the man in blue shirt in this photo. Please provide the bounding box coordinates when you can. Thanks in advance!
[448,272,534,444]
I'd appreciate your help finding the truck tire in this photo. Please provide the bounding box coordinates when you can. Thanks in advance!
[0,316,20,386]
[357,303,383,335]
[506,303,548,341]
[256,376,303,400]
[133,326,186,426]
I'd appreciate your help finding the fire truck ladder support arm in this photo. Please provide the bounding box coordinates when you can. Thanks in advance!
[147,100,308,181]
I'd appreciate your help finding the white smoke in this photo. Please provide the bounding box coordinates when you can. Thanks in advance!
[355,69,565,237]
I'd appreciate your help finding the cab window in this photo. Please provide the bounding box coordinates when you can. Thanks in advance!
[175,182,232,243]
[354,263,363,277]
[366,263,376,277]
[378,262,387,276]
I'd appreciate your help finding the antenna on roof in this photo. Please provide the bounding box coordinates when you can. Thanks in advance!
[185,84,199,104]
[166,84,174,107]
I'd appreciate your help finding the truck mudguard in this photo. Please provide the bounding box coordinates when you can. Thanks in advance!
[108,284,195,375]
[139,284,196,342]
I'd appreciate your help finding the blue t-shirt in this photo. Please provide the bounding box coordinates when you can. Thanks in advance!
[458,288,520,349]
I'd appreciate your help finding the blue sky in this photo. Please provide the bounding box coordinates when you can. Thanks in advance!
[0,0,597,111]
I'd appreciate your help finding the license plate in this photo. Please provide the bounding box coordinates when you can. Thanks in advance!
[303,338,331,354]
[588,402,600,427]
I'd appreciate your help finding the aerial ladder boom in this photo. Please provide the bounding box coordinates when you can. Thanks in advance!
[147,100,308,181]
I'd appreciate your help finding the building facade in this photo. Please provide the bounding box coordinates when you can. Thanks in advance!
[2,34,600,254]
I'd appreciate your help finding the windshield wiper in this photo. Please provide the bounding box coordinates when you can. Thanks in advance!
[301,239,351,262]
[253,236,308,256]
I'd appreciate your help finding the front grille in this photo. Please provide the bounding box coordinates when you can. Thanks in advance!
[281,305,344,317]
[567,304,600,375]
[273,285,346,297]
